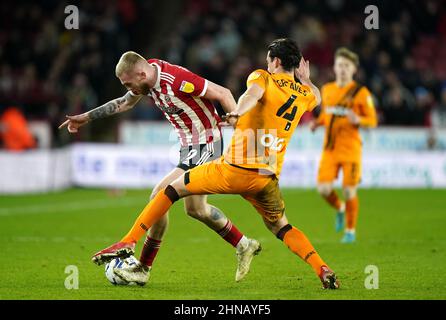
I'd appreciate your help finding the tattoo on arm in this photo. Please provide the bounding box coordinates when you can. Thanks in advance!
[88,92,134,120]
[210,206,226,221]
[88,100,119,120]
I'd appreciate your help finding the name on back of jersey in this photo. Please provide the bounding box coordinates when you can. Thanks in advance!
[274,79,308,96]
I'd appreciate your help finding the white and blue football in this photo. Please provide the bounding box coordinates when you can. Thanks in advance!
[104,256,139,286]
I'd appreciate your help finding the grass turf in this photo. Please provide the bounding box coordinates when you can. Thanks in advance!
[0,188,444,300]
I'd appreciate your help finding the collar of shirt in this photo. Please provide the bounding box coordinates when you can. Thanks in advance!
[151,63,161,90]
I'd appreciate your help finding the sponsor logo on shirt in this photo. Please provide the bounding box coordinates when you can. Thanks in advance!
[325,106,349,116]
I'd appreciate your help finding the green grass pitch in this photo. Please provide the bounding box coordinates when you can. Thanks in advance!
[0,188,444,300]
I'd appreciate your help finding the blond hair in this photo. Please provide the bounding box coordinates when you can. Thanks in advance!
[115,51,146,77]
[335,47,359,67]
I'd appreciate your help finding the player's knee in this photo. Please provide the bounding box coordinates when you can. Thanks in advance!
[185,206,206,220]
[150,187,163,200]
[317,184,332,197]
[343,186,357,200]
[184,202,208,220]
[262,213,289,236]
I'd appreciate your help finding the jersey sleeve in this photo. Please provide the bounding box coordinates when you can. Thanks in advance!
[305,91,318,112]
[299,83,318,112]
[315,85,328,125]
[172,65,208,97]
[357,87,378,128]
[246,69,268,90]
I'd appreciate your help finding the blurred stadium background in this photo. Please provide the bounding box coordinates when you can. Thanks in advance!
[1,0,446,192]
[0,0,445,300]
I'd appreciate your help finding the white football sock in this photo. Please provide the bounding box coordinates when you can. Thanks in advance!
[236,235,249,251]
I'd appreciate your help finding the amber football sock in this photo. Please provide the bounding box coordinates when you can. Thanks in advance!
[278,225,327,275]
[121,186,178,244]
[323,190,343,211]
[345,196,359,231]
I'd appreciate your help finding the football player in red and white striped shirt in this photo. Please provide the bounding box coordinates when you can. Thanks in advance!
[59,51,260,285]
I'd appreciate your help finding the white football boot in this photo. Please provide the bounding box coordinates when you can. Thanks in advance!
[114,262,151,286]
[235,238,261,282]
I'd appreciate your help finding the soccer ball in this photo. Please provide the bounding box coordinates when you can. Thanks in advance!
[105,256,139,285]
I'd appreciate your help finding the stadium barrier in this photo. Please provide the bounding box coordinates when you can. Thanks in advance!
[119,121,446,151]
[70,143,176,188]
[0,148,71,194]
[1,142,446,194]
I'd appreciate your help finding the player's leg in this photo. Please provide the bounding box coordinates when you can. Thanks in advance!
[243,176,339,289]
[103,160,262,282]
[93,169,182,283]
[342,185,358,243]
[317,182,341,209]
[183,194,258,281]
[112,174,250,285]
[93,160,233,263]
[340,162,361,243]
[264,214,339,289]
[139,141,224,269]
[183,195,250,250]
[317,152,345,232]
[91,169,191,266]
[136,168,188,280]
[112,169,237,285]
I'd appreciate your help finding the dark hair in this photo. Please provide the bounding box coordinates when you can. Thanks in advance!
[267,38,302,71]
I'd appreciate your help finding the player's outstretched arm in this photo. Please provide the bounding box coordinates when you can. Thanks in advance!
[203,81,237,114]
[58,91,142,133]
[223,83,264,127]
[236,83,265,116]
[220,83,265,127]
[295,58,321,106]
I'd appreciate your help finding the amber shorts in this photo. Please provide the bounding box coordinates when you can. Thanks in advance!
[184,157,285,222]
[317,152,361,186]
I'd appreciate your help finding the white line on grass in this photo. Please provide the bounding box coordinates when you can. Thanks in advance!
[0,193,234,217]
[0,186,308,217]
[0,196,147,216]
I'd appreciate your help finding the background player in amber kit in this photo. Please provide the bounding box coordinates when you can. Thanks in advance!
[310,48,377,243]
[95,38,340,289]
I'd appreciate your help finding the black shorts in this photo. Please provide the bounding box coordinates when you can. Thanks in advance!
[177,140,223,171]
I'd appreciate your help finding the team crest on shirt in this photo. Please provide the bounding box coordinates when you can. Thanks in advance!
[179,81,195,93]
[152,93,182,114]
[159,102,182,114]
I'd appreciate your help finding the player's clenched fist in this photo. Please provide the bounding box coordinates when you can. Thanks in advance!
[346,109,360,126]
[309,119,320,132]
[220,112,240,127]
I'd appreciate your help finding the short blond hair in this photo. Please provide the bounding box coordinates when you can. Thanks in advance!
[335,47,359,67]
[115,51,146,77]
